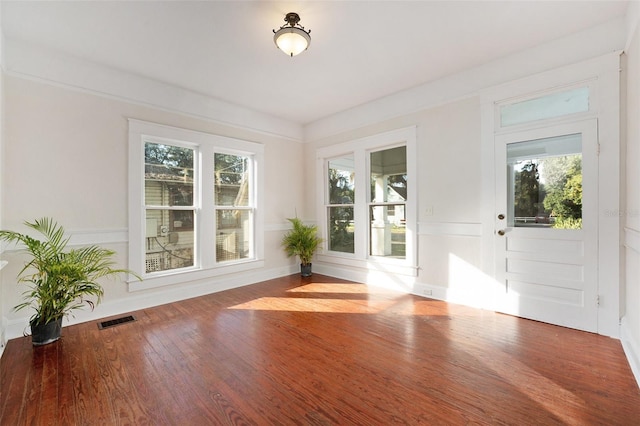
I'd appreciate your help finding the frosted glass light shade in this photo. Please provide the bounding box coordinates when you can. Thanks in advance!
[274,27,311,57]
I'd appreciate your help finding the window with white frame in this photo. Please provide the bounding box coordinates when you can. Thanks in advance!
[498,85,590,128]
[317,127,417,275]
[214,152,253,262]
[144,141,196,273]
[128,120,264,290]
[327,155,355,254]
[369,146,407,258]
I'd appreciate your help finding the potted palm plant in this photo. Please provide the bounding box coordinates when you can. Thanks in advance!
[0,218,138,345]
[282,217,323,277]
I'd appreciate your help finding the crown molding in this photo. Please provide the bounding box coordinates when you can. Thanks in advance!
[304,17,626,142]
[4,39,303,143]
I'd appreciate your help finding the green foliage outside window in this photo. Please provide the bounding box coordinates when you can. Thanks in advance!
[513,155,582,229]
[328,168,355,253]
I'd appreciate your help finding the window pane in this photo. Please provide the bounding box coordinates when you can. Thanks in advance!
[507,134,582,229]
[370,146,407,203]
[370,204,406,258]
[328,156,355,204]
[328,207,354,253]
[144,143,194,206]
[500,87,589,127]
[145,209,194,273]
[170,209,194,231]
[215,154,250,206]
[216,209,251,262]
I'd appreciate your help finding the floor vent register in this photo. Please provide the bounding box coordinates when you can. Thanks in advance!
[98,315,136,330]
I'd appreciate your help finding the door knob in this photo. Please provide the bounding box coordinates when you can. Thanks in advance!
[497,229,506,236]
[497,214,505,220]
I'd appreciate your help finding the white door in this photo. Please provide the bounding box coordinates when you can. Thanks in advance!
[494,120,598,332]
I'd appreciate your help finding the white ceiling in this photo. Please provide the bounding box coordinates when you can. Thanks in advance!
[1,1,630,125]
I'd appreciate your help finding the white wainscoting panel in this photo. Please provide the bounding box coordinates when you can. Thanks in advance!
[625,227,640,253]
[418,222,482,237]
[621,316,640,389]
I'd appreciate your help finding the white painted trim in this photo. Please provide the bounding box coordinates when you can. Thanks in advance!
[265,222,291,232]
[313,262,417,294]
[625,0,640,52]
[481,52,622,109]
[5,264,299,341]
[0,315,7,359]
[67,228,128,246]
[313,262,493,310]
[315,126,418,274]
[411,281,496,312]
[128,119,267,289]
[305,18,626,142]
[418,222,482,237]
[128,260,266,292]
[0,222,287,252]
[4,40,303,142]
[621,316,640,389]
[315,254,418,278]
[0,10,5,360]
[480,52,622,338]
[625,227,640,253]
[0,228,128,252]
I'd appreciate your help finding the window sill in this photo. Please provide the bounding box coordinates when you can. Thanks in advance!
[128,259,265,292]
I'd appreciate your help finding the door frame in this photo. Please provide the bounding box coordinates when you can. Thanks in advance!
[480,52,621,337]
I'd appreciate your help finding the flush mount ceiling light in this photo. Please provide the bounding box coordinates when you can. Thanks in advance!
[273,12,311,57]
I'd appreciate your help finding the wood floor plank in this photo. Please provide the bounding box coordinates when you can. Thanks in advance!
[56,326,79,425]
[1,274,639,425]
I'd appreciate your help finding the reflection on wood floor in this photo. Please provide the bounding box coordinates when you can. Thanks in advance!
[1,274,639,425]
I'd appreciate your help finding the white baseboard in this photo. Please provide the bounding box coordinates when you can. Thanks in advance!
[7,262,637,394]
[313,263,417,293]
[5,264,298,341]
[316,263,639,390]
[315,262,497,310]
[0,315,7,360]
[620,316,640,389]
[413,282,499,314]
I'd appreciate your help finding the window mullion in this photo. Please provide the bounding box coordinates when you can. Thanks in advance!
[354,148,368,259]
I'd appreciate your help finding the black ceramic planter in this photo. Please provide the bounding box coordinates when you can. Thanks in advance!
[301,263,312,277]
[31,318,63,346]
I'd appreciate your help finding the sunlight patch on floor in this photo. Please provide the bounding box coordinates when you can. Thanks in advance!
[479,350,586,424]
[288,282,402,295]
[228,296,397,314]
[441,327,587,424]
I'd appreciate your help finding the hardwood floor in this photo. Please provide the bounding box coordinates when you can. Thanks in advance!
[1,274,639,425]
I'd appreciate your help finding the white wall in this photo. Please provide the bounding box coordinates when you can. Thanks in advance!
[303,15,627,312]
[305,96,484,302]
[0,75,303,339]
[0,4,6,355]
[622,0,640,386]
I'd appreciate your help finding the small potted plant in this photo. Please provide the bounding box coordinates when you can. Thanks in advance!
[0,218,139,345]
[281,217,322,277]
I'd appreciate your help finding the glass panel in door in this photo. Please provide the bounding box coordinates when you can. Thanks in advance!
[507,134,582,229]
